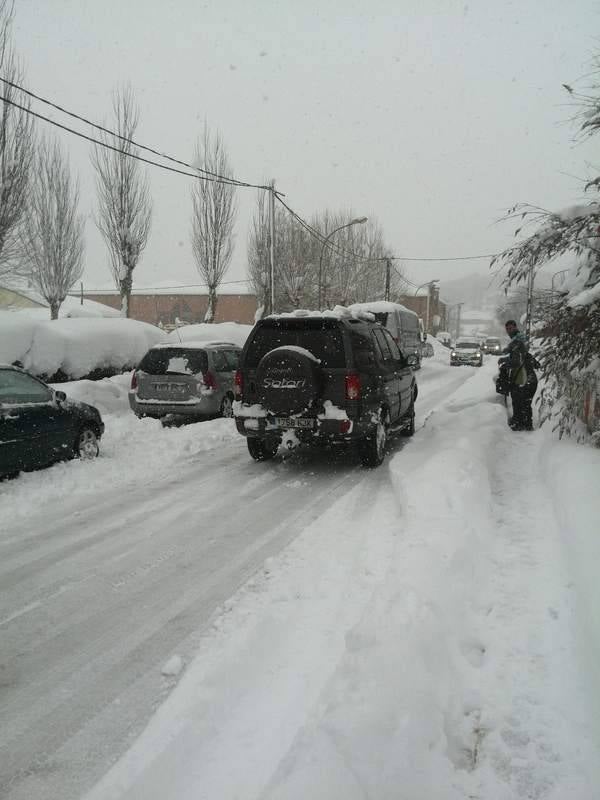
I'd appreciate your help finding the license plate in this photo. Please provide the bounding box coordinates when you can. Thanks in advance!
[275,417,314,429]
[153,383,185,393]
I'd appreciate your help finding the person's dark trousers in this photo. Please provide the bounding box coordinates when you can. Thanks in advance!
[510,382,537,430]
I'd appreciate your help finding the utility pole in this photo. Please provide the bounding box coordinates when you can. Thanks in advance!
[456,302,464,340]
[80,281,84,305]
[384,258,391,301]
[268,179,276,315]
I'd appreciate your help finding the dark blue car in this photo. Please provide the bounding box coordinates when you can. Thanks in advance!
[0,364,104,478]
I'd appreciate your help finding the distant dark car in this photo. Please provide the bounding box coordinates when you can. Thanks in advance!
[234,310,418,467]
[0,365,104,478]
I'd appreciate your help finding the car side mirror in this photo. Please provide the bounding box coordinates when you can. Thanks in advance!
[54,390,67,403]
[406,354,418,367]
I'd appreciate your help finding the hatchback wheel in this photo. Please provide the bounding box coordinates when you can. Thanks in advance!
[247,437,278,462]
[220,394,234,418]
[75,426,99,460]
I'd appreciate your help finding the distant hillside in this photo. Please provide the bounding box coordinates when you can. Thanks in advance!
[438,272,504,311]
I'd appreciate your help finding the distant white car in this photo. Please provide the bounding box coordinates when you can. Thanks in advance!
[450,338,483,367]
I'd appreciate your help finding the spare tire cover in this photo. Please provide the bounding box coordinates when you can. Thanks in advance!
[256,346,322,414]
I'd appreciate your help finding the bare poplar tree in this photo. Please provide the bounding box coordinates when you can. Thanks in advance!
[191,127,237,322]
[91,85,151,317]
[21,137,84,319]
[247,189,270,313]
[0,1,35,281]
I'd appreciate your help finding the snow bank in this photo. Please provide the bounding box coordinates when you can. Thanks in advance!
[51,373,132,417]
[0,413,241,526]
[0,314,163,379]
[166,322,252,348]
[84,364,600,800]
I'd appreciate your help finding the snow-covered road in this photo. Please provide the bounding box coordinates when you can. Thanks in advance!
[2,354,599,800]
[1,354,470,800]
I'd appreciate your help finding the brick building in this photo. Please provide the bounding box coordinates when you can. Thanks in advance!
[397,287,447,334]
[82,288,258,326]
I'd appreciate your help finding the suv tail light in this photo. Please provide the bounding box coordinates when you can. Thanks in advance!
[203,370,217,390]
[345,372,361,401]
[130,370,138,391]
[234,369,243,399]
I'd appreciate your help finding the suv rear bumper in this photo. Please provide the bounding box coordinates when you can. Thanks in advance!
[234,412,377,442]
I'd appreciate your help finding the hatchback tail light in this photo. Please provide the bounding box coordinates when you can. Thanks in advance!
[345,372,361,401]
[203,370,217,390]
[130,370,138,390]
[234,369,243,399]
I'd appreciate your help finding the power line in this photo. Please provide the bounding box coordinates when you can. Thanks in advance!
[0,76,270,190]
[275,196,500,264]
[388,253,497,262]
[0,90,271,190]
[71,278,252,294]
[2,78,502,263]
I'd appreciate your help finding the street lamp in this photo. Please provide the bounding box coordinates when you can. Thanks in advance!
[414,279,439,334]
[318,216,368,309]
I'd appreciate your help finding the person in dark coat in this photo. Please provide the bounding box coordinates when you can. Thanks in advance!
[498,320,538,431]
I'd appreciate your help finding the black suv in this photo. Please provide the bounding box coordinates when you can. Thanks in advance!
[233,311,418,467]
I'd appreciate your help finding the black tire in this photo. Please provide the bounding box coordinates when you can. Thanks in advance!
[359,410,388,468]
[220,394,234,418]
[75,425,99,460]
[247,437,279,462]
[401,400,415,437]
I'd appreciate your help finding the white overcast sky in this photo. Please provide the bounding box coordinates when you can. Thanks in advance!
[12,0,600,292]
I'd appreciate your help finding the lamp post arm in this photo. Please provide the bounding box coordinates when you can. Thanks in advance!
[317,219,366,309]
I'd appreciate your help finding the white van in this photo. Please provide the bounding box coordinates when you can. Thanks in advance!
[349,301,422,368]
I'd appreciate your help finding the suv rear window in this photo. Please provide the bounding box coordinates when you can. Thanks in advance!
[138,347,208,375]
[245,319,345,368]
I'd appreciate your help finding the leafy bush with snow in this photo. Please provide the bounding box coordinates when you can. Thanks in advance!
[494,64,600,442]
[0,313,163,380]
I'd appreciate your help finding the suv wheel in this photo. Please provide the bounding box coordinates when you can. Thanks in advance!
[401,400,416,437]
[359,410,388,468]
[247,436,279,462]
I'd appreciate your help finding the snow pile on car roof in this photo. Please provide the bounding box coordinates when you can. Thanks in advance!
[0,313,163,379]
[267,306,375,322]
[348,300,417,316]
[165,322,252,347]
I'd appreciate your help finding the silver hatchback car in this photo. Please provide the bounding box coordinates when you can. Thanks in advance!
[129,341,241,420]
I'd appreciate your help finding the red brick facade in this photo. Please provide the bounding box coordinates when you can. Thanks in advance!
[397,292,447,333]
[83,292,258,326]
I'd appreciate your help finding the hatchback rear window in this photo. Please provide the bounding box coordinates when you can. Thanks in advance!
[245,320,345,368]
[138,348,208,375]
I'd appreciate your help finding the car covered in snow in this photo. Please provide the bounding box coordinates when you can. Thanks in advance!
[0,364,104,478]
[129,341,241,420]
[450,337,484,367]
[233,309,418,467]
